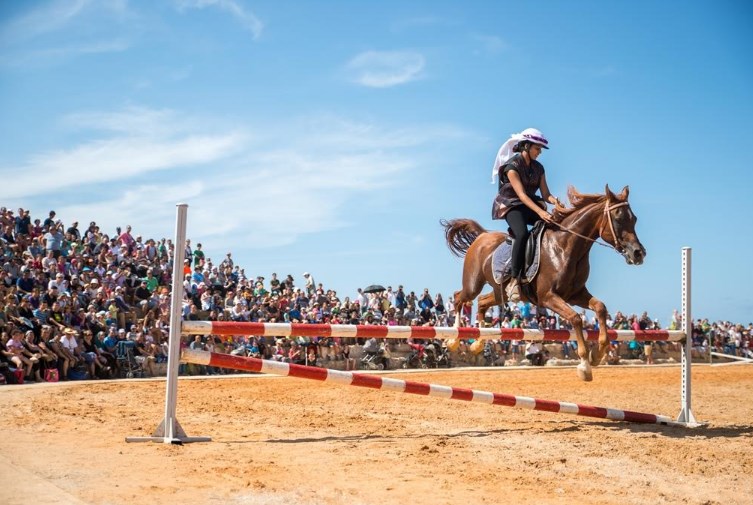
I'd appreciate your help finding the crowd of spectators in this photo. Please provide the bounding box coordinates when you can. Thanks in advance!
[1,205,750,384]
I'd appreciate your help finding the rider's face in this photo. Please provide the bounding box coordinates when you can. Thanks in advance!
[529,144,543,161]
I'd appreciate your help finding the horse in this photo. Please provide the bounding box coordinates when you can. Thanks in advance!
[442,185,646,381]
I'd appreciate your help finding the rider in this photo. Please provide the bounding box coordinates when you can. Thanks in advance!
[491,128,561,303]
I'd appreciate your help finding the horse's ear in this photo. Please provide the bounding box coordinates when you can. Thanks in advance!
[618,185,630,200]
[605,184,616,200]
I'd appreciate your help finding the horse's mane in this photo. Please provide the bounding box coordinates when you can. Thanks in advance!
[551,186,607,224]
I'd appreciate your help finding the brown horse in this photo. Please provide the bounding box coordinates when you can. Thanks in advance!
[442,185,646,381]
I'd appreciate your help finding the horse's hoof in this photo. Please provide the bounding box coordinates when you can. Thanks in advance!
[469,340,484,355]
[577,363,593,382]
[446,339,460,353]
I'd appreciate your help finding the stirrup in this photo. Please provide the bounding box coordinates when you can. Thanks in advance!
[505,278,521,303]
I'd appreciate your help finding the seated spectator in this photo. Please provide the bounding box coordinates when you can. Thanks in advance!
[81,330,110,379]
[525,342,546,366]
[45,327,72,380]
[23,329,57,379]
[97,330,120,375]
[133,332,158,377]
[134,280,153,315]
[2,328,39,381]
[60,327,85,368]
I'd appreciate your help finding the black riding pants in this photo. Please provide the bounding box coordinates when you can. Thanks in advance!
[505,205,541,278]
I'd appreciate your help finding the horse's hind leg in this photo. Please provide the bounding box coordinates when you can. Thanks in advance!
[452,255,488,328]
[477,292,497,327]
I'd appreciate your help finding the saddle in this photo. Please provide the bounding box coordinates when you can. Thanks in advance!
[491,220,546,286]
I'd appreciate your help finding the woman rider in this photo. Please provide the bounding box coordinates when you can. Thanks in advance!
[491,128,561,303]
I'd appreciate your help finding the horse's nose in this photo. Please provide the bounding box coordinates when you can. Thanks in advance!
[633,246,646,264]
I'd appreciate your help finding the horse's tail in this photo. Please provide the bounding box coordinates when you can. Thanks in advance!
[440,218,488,257]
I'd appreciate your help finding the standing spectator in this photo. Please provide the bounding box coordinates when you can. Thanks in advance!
[118,225,135,255]
[269,272,281,295]
[42,210,56,231]
[221,252,233,270]
[418,288,434,322]
[43,222,64,259]
[434,293,445,317]
[303,272,315,296]
[14,208,31,248]
[193,243,205,267]
[283,274,294,291]
[355,288,367,314]
[184,239,193,266]
[406,290,417,312]
[394,286,406,314]
[66,221,81,242]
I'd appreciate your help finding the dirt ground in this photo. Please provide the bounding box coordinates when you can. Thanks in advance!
[1,363,751,505]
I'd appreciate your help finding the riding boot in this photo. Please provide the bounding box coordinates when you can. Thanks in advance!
[505,277,521,303]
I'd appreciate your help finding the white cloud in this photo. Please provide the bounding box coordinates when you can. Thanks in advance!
[1,106,470,252]
[174,0,264,39]
[347,50,425,88]
[2,107,247,199]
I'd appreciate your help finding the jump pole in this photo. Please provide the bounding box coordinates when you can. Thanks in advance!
[181,321,686,342]
[180,348,688,427]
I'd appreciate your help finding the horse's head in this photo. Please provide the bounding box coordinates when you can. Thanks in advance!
[604,185,646,265]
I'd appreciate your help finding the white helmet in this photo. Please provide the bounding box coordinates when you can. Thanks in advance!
[518,128,549,149]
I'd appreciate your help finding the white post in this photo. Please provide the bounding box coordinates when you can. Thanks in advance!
[676,247,701,426]
[126,203,211,443]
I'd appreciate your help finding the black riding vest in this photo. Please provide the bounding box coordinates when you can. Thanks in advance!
[491,154,545,219]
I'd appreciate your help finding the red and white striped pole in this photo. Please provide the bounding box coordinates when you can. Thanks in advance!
[181,321,685,342]
[180,348,687,427]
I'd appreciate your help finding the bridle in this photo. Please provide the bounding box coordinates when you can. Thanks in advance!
[551,200,630,252]
[602,201,630,253]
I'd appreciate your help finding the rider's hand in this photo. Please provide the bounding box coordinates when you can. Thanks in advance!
[539,211,553,223]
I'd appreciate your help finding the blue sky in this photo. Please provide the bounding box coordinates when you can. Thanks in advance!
[1,0,751,324]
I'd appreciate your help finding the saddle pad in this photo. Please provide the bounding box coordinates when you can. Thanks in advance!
[492,240,513,284]
[492,223,545,285]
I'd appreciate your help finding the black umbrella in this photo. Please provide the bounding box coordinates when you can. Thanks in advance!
[362,284,386,294]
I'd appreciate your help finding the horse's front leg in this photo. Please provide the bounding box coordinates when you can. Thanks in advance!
[588,297,609,366]
[571,291,609,367]
[541,294,592,382]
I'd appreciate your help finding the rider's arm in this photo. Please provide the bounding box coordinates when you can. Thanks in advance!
[539,173,561,207]
[507,170,552,221]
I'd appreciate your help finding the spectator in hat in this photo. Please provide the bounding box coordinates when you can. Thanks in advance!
[303,272,315,296]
